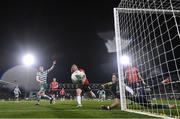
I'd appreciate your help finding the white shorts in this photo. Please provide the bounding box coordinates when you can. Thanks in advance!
[15,94,19,98]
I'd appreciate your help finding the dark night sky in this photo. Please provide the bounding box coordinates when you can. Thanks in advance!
[0,0,120,83]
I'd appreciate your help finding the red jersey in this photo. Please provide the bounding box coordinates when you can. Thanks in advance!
[60,89,65,95]
[126,67,139,84]
[79,68,85,73]
[79,68,90,85]
[50,81,59,91]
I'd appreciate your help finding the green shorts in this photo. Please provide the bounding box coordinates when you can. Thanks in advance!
[38,83,48,93]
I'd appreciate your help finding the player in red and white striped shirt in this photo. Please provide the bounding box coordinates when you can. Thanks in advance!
[125,66,146,91]
[71,64,96,107]
[50,78,59,103]
[60,88,65,101]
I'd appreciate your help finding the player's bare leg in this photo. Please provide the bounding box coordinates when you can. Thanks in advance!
[15,95,19,102]
[110,98,120,109]
[36,92,42,105]
[76,88,82,107]
[42,92,53,104]
[52,94,56,104]
[89,91,96,99]
[82,79,96,99]
[169,104,176,109]
[36,91,53,105]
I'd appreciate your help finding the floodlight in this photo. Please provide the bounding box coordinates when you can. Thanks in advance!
[23,54,35,66]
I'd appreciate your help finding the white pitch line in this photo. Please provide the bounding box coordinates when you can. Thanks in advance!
[0,109,123,112]
[0,109,176,112]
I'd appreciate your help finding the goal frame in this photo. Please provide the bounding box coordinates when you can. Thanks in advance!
[113,7,180,119]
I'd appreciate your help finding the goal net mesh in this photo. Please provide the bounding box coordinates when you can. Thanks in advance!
[114,0,180,118]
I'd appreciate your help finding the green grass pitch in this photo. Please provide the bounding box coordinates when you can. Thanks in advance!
[0,100,157,118]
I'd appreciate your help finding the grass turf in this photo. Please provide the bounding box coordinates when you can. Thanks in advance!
[0,100,156,118]
[127,99,180,118]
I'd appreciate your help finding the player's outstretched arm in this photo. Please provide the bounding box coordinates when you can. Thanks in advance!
[102,82,113,89]
[36,75,43,83]
[138,72,146,85]
[47,60,56,72]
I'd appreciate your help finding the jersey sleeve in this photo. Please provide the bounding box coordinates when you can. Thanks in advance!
[36,72,40,80]
[44,70,49,74]
[79,68,85,73]
[135,67,139,73]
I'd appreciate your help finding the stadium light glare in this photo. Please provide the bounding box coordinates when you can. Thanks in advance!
[120,55,130,65]
[23,54,35,66]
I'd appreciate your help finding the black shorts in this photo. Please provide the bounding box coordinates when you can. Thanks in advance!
[127,81,144,92]
[76,84,92,92]
[111,90,120,99]
[111,83,120,99]
[51,90,58,95]
[114,94,120,99]
[60,95,65,97]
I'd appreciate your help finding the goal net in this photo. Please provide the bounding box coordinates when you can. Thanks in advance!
[114,0,180,118]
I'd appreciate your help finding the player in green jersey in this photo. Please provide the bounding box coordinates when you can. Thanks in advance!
[35,60,56,105]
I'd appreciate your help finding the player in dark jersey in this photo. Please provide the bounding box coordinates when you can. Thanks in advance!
[101,73,121,110]
[101,73,176,110]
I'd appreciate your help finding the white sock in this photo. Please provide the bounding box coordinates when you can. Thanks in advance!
[37,95,41,102]
[43,95,52,100]
[125,85,134,95]
[92,93,96,98]
[77,96,81,105]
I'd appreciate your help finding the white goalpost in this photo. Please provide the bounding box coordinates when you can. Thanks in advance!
[114,0,180,118]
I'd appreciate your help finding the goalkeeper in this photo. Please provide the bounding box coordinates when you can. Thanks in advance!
[101,73,176,110]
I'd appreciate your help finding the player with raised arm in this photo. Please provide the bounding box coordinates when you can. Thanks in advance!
[35,60,56,105]
[71,64,96,107]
